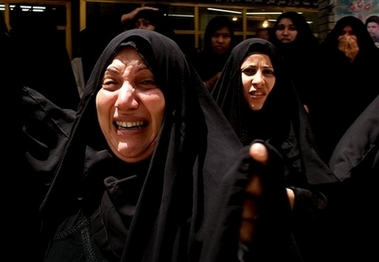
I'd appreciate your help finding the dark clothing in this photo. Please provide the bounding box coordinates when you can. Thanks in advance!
[10,10,80,110]
[211,38,339,262]
[323,94,379,261]
[308,16,379,162]
[270,12,320,107]
[33,29,264,261]
[189,16,236,90]
[80,15,123,84]
[80,10,177,85]
[190,50,229,84]
[9,86,76,261]
[201,143,302,262]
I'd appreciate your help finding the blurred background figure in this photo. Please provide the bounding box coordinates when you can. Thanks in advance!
[308,15,379,163]
[255,27,271,40]
[121,6,177,42]
[270,11,320,113]
[326,93,379,262]
[189,16,236,91]
[10,5,80,110]
[365,15,379,48]
[80,5,177,85]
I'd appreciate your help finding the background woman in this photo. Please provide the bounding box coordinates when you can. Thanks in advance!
[270,11,320,112]
[18,29,291,261]
[211,38,339,262]
[190,16,236,91]
[308,16,379,162]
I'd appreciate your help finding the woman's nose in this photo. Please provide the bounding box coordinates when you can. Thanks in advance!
[252,71,264,86]
[216,36,224,43]
[116,83,138,109]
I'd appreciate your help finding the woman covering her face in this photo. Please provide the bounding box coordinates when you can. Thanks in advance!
[308,16,379,163]
[211,38,339,262]
[29,29,294,262]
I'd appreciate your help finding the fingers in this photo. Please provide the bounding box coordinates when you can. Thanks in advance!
[140,6,159,12]
[240,193,260,243]
[240,143,268,244]
[249,142,268,165]
[240,173,262,244]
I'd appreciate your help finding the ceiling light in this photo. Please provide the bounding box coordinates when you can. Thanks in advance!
[262,19,269,28]
[167,14,194,18]
[247,12,282,15]
[207,8,242,14]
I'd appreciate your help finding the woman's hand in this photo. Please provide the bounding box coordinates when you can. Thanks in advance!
[240,143,295,244]
[121,7,159,25]
[239,143,267,243]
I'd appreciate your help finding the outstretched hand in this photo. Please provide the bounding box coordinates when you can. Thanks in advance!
[239,143,267,243]
[240,142,294,244]
[121,6,159,25]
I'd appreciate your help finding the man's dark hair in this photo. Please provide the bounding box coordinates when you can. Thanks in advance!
[366,15,379,26]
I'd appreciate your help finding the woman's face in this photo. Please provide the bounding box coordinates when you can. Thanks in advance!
[275,18,298,43]
[96,46,165,163]
[337,25,359,61]
[338,25,357,40]
[135,18,156,31]
[241,53,276,110]
[211,27,232,55]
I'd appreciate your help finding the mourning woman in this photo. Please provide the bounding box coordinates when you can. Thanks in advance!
[308,16,379,162]
[270,11,320,112]
[211,38,339,262]
[18,29,301,261]
[190,16,236,91]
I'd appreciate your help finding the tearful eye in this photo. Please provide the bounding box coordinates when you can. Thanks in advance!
[141,79,156,85]
[263,69,275,75]
[102,78,120,90]
[103,80,117,86]
[242,68,257,76]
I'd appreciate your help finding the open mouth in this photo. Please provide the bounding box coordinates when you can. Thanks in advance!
[114,121,147,130]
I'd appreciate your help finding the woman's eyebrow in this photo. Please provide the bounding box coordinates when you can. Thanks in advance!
[105,67,119,74]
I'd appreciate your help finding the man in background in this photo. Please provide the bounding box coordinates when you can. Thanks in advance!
[366,15,379,48]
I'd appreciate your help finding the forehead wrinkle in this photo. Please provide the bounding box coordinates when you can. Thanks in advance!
[242,54,273,68]
[106,57,147,75]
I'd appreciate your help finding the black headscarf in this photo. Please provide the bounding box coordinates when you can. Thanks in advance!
[321,15,378,55]
[270,11,319,50]
[270,11,320,105]
[211,37,339,262]
[212,38,336,185]
[39,29,248,262]
[308,16,379,162]
[203,16,236,53]
[190,16,236,84]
